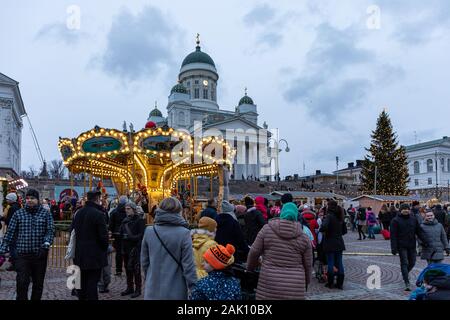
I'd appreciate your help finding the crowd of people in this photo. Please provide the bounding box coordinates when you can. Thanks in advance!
[1,189,450,300]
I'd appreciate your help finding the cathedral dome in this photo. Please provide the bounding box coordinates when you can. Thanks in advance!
[181,45,215,68]
[149,107,162,117]
[238,95,254,106]
[170,83,188,94]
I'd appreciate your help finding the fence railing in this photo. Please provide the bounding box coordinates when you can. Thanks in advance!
[48,229,71,269]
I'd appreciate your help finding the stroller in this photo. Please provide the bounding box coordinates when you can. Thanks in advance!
[231,263,260,300]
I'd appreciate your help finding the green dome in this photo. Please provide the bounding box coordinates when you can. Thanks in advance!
[171,83,188,94]
[150,107,162,117]
[238,95,254,106]
[181,46,215,68]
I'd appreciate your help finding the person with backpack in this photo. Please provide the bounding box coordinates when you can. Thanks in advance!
[366,207,377,240]
[356,208,367,240]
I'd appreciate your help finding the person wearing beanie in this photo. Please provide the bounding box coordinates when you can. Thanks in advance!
[1,192,22,271]
[243,197,266,246]
[191,217,218,279]
[390,201,428,291]
[109,195,128,276]
[72,190,109,300]
[215,201,249,263]
[118,201,146,298]
[246,201,313,300]
[141,197,197,300]
[190,244,241,300]
[319,200,347,290]
[0,188,54,300]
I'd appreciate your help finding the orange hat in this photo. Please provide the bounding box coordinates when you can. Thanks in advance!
[203,244,235,270]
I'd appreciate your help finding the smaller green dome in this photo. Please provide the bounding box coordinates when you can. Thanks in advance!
[238,95,254,106]
[150,107,162,117]
[171,83,188,94]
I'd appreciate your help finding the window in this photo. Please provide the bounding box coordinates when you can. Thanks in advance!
[427,159,433,172]
[187,81,190,87]
[448,159,450,172]
[187,89,190,96]
[414,179,419,186]
[441,158,445,171]
[428,178,433,185]
[178,111,185,125]
[211,89,215,101]
[194,80,199,85]
[203,89,208,99]
[414,161,420,174]
[194,88,200,99]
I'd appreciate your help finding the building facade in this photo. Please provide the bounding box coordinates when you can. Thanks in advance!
[148,37,273,180]
[333,160,364,185]
[405,137,450,191]
[0,73,26,178]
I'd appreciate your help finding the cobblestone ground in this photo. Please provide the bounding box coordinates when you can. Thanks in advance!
[1,230,449,300]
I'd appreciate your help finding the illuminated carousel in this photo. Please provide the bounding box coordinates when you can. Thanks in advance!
[58,121,235,208]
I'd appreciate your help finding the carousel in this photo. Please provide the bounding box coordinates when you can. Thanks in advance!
[57,121,235,220]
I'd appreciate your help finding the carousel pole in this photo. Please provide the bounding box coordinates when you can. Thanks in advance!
[83,171,87,196]
[89,161,93,190]
[210,173,213,199]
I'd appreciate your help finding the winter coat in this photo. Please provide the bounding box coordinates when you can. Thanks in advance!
[434,208,446,227]
[119,214,145,255]
[109,203,127,235]
[5,202,21,226]
[190,270,241,300]
[319,211,347,253]
[50,205,60,221]
[247,218,313,300]
[200,206,218,220]
[356,210,367,226]
[390,211,424,251]
[411,207,423,224]
[72,201,109,270]
[255,197,268,221]
[191,229,218,279]
[243,207,266,246]
[140,209,197,300]
[215,213,249,263]
[302,211,319,245]
[378,210,391,224]
[419,219,449,261]
[366,211,377,226]
[424,275,450,300]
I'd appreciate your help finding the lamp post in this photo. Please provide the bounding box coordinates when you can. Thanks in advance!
[268,138,290,184]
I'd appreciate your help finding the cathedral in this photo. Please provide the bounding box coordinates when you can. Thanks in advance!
[146,36,273,180]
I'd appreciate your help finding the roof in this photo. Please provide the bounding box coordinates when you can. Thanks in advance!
[229,193,280,201]
[149,107,162,117]
[171,83,188,94]
[201,115,262,131]
[351,194,420,202]
[0,72,26,116]
[181,45,215,68]
[405,137,450,152]
[271,191,347,200]
[238,95,254,106]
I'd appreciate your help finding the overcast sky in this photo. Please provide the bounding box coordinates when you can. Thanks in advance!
[2,0,450,177]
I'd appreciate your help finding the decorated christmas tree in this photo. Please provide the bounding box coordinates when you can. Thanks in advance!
[361,110,410,195]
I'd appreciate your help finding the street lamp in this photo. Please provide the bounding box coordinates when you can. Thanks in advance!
[268,138,290,183]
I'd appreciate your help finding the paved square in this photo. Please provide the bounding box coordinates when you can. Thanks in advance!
[1,230,448,300]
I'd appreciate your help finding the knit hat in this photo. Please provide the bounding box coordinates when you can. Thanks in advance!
[198,216,217,232]
[281,193,293,204]
[119,195,128,205]
[6,193,17,202]
[400,203,410,211]
[125,201,137,212]
[221,200,234,214]
[26,189,39,199]
[235,205,247,215]
[203,244,235,270]
[280,202,298,221]
[244,196,254,207]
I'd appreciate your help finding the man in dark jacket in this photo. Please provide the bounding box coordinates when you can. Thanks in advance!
[215,201,249,263]
[411,201,422,224]
[109,195,128,276]
[243,197,266,246]
[200,199,218,220]
[73,190,109,300]
[433,204,446,227]
[390,203,427,291]
[0,189,54,300]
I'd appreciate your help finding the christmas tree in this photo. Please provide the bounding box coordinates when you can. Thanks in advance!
[361,110,410,195]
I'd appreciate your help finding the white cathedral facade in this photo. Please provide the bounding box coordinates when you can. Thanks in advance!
[147,38,274,180]
[0,72,26,178]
